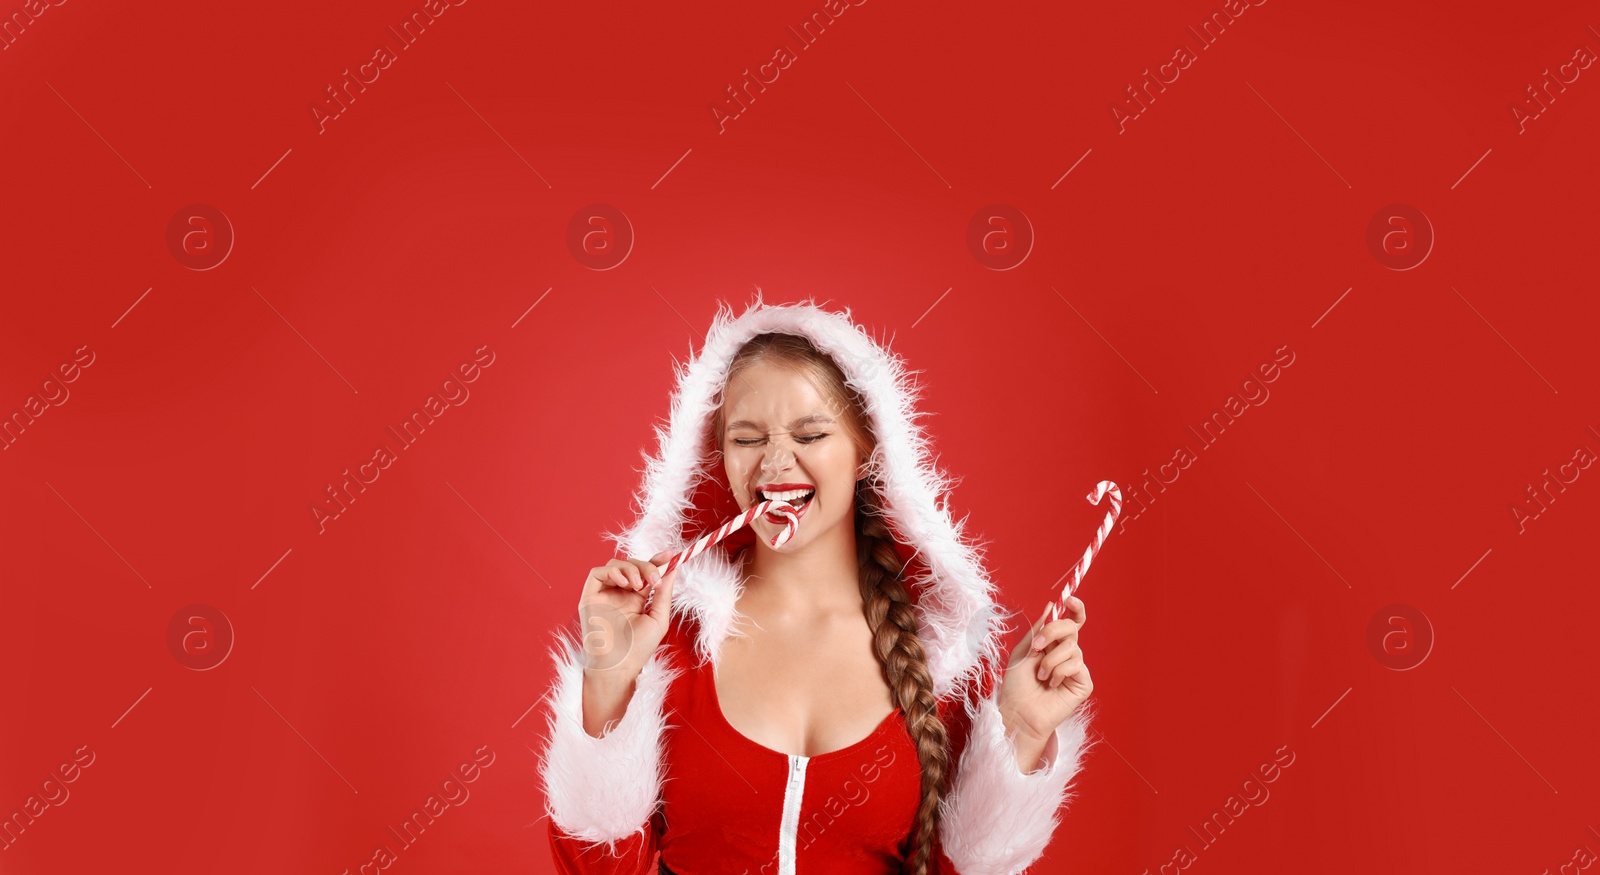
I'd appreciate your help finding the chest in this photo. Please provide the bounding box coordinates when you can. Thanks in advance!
[712,615,898,758]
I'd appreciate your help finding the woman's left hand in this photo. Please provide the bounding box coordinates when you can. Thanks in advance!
[997,596,1093,745]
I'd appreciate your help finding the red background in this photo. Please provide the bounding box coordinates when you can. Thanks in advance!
[3,0,1598,872]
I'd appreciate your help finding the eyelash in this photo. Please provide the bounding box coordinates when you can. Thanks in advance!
[733,433,829,446]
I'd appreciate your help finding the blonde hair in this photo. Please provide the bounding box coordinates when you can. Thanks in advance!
[711,332,949,875]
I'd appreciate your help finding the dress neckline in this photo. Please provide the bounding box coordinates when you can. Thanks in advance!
[705,661,904,762]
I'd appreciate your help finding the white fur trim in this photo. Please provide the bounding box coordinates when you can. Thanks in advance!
[535,631,682,854]
[601,292,1012,701]
[938,697,1098,875]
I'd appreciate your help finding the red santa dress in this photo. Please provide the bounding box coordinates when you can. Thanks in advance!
[535,295,1098,875]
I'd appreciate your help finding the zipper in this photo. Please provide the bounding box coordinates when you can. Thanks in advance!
[778,754,809,874]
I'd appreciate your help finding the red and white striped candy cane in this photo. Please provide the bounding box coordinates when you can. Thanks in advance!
[641,499,801,612]
[1045,481,1122,623]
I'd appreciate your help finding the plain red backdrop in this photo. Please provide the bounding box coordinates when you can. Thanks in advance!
[2,1,1597,872]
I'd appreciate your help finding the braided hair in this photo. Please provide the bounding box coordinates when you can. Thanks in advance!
[856,481,950,875]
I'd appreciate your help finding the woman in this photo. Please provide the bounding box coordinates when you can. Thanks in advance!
[537,296,1098,874]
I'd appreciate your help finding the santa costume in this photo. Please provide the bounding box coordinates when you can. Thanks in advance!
[535,295,1098,874]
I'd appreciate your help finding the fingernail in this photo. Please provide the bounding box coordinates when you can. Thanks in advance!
[1038,667,1048,681]
[1032,635,1046,651]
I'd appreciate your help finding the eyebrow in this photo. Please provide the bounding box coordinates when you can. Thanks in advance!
[726,413,836,431]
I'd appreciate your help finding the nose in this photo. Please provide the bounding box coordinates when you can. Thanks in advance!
[759,441,794,478]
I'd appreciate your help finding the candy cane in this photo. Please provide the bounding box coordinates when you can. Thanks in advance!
[641,499,801,612]
[1045,481,1122,623]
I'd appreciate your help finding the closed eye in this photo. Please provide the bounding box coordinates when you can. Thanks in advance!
[733,433,829,446]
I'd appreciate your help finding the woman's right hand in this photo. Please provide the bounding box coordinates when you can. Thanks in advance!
[577,551,679,680]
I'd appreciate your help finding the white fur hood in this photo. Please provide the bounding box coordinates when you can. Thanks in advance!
[602,292,1012,701]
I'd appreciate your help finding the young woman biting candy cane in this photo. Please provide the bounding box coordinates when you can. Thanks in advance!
[535,297,1101,875]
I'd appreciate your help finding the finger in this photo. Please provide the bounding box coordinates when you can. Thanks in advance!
[1038,615,1082,649]
[629,558,662,585]
[1074,661,1094,695]
[646,552,681,585]
[1049,656,1085,688]
[1061,595,1086,626]
[1015,607,1052,660]
[1039,598,1085,641]
[639,556,663,593]
[646,568,674,624]
[1036,642,1082,681]
[607,566,639,592]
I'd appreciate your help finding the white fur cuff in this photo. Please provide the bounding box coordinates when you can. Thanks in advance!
[536,632,682,854]
[938,694,1097,875]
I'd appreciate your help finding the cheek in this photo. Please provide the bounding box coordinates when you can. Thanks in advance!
[725,456,755,494]
[820,446,855,479]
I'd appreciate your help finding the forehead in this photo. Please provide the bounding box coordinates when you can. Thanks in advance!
[722,360,833,424]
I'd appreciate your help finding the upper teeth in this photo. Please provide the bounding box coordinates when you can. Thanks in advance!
[761,488,814,501]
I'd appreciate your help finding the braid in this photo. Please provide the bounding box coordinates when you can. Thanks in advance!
[856,483,949,875]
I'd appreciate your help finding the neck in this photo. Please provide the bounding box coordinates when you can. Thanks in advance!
[743,510,863,621]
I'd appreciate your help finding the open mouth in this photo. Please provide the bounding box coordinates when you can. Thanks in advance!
[760,488,815,515]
